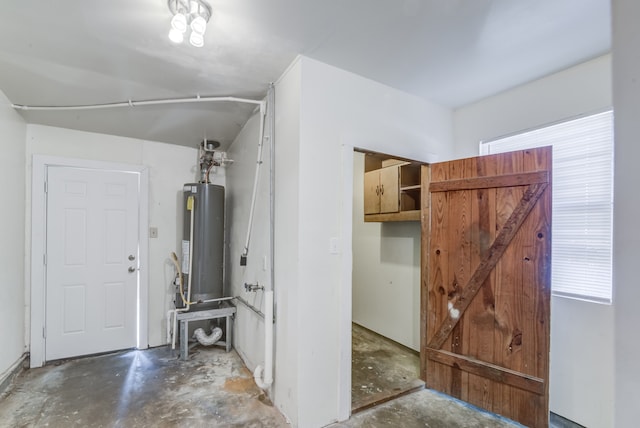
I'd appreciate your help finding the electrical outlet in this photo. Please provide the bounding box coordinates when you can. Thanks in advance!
[149,227,158,238]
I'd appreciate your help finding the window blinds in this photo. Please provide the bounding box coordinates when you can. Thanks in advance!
[480,111,613,304]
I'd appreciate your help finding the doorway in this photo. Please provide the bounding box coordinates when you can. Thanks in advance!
[345,147,551,426]
[30,156,149,367]
[351,150,424,411]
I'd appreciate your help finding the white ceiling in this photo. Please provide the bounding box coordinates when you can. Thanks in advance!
[0,0,610,150]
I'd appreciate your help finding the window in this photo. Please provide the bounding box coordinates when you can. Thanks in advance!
[480,110,613,304]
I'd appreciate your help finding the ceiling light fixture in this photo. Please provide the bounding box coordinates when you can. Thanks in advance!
[168,28,184,44]
[189,31,205,48]
[167,0,212,48]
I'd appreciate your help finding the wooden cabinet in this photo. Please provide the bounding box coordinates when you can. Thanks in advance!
[364,166,400,214]
[363,154,423,222]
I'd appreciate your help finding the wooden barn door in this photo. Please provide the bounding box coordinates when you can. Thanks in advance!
[420,147,551,427]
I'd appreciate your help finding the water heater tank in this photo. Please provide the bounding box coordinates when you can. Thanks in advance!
[181,183,224,309]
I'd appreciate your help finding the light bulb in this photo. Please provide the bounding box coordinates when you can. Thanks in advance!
[190,15,207,35]
[168,28,184,43]
[171,13,187,33]
[189,31,204,47]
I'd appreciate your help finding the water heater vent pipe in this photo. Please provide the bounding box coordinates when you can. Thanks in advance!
[194,327,223,346]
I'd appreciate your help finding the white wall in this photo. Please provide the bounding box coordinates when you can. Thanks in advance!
[0,90,27,384]
[225,108,270,373]
[351,152,420,351]
[453,54,613,428]
[273,58,301,426]
[272,56,453,427]
[612,0,640,425]
[24,125,209,349]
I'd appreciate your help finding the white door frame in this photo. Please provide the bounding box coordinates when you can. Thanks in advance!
[30,155,149,367]
[338,144,355,421]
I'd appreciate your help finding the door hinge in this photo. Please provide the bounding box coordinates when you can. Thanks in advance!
[43,326,46,339]
[43,253,47,266]
[44,181,48,193]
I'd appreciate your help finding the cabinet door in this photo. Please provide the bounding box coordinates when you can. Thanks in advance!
[363,170,381,214]
[379,166,399,213]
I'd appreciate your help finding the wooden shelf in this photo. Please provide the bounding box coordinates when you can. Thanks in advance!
[365,210,421,222]
[400,184,421,191]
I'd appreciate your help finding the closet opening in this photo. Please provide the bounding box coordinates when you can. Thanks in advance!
[351,148,425,412]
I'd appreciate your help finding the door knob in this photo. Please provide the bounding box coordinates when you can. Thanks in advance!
[128,255,136,261]
[128,266,136,273]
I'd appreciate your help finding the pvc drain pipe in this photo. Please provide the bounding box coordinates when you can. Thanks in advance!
[254,290,273,389]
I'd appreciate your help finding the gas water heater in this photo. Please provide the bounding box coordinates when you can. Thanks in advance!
[177,140,225,310]
[180,183,224,308]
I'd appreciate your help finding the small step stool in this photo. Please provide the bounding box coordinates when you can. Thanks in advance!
[177,304,237,361]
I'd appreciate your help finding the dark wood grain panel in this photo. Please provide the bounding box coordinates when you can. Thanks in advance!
[466,154,498,411]
[523,148,552,428]
[447,157,473,400]
[426,161,452,394]
[420,165,431,381]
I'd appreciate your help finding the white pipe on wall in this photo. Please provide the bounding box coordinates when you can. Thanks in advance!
[12,95,264,111]
[198,296,234,304]
[168,197,197,349]
[241,102,267,263]
[252,87,276,391]
[254,290,274,389]
[268,84,276,298]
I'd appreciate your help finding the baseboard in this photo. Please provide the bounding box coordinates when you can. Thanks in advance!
[352,322,420,356]
[0,353,29,394]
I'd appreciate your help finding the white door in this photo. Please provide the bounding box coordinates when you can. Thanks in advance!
[45,166,140,361]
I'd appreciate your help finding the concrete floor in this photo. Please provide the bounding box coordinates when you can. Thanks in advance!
[347,324,577,428]
[347,324,521,428]
[1,343,571,428]
[0,346,286,427]
[333,388,523,428]
[351,323,423,411]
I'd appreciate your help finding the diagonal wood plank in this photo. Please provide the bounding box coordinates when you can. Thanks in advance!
[427,182,548,350]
